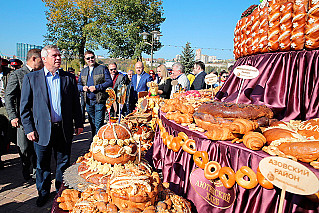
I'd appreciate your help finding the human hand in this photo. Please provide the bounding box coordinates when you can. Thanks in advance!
[88,86,96,92]
[11,118,20,128]
[74,128,83,135]
[27,131,39,142]
[83,86,89,92]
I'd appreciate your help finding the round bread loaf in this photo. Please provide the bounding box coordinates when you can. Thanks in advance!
[108,166,160,211]
[92,144,137,165]
[97,123,131,140]
[298,118,319,139]
[196,102,273,120]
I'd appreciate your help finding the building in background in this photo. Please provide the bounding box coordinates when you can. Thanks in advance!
[16,43,43,62]
[195,49,201,61]
[175,54,181,62]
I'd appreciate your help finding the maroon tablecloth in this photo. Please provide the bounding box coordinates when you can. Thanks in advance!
[152,112,319,213]
[215,50,319,121]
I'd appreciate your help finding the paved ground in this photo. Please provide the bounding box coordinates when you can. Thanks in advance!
[0,122,92,213]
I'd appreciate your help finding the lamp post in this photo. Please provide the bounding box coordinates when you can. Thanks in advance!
[141,31,161,70]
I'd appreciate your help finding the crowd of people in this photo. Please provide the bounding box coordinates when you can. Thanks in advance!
[0,46,229,207]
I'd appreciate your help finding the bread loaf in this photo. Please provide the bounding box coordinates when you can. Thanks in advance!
[196,102,273,120]
[298,118,319,139]
[277,141,319,162]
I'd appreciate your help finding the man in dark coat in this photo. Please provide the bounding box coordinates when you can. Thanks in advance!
[20,45,83,207]
[0,56,13,168]
[5,49,43,181]
[191,61,207,90]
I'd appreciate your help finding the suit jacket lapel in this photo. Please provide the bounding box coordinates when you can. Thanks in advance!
[59,71,67,92]
[38,69,50,108]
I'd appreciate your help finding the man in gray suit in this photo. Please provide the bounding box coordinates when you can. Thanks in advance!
[5,49,43,181]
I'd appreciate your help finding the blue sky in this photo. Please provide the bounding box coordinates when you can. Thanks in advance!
[0,0,260,60]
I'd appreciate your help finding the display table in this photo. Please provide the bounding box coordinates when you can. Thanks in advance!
[215,50,319,121]
[152,112,319,213]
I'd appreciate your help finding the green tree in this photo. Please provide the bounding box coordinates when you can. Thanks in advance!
[42,0,165,65]
[99,0,165,60]
[180,42,195,74]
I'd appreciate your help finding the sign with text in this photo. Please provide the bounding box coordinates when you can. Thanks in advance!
[190,168,235,209]
[233,65,259,79]
[205,73,218,85]
[259,157,319,195]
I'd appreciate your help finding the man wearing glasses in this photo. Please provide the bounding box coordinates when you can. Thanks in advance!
[108,62,123,116]
[78,51,112,138]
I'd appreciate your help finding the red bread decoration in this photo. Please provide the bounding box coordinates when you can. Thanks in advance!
[279,2,293,51]
[251,8,261,54]
[306,0,319,50]
[259,6,270,53]
[268,3,281,51]
[246,15,254,56]
[241,17,249,57]
[291,0,307,50]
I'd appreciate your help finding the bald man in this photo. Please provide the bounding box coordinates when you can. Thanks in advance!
[130,61,152,111]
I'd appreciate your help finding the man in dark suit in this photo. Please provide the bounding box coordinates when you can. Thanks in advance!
[191,61,207,90]
[78,50,112,136]
[0,56,13,168]
[20,45,83,207]
[5,49,43,181]
[130,61,152,111]
[108,62,124,116]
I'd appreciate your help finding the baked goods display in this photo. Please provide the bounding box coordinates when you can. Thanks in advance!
[56,117,193,212]
[157,118,277,190]
[193,102,273,141]
[234,0,319,59]
[262,118,319,168]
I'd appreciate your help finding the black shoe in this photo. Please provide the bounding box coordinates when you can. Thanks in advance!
[36,194,49,207]
[0,160,3,170]
[22,171,31,181]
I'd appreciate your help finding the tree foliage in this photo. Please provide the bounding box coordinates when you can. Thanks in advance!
[42,0,165,65]
[180,42,195,74]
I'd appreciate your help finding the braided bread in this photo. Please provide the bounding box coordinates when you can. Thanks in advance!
[291,0,307,50]
[259,7,270,53]
[241,17,249,57]
[306,0,319,50]
[245,15,254,56]
[279,2,293,51]
[268,3,281,51]
[251,8,261,55]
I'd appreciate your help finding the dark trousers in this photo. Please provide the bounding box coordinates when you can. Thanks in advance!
[17,126,36,178]
[86,101,105,136]
[34,124,71,197]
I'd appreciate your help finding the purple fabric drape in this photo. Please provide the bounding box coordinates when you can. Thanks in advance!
[215,50,319,121]
[152,112,319,213]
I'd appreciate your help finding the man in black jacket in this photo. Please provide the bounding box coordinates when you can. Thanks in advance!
[78,51,112,136]
[5,49,43,181]
[191,61,207,90]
